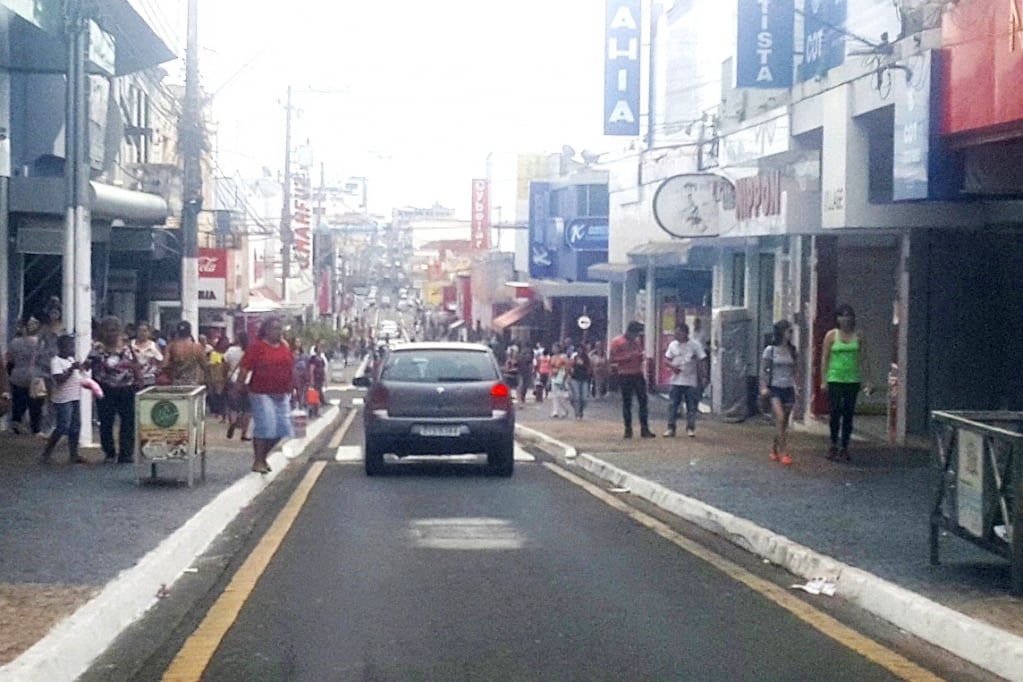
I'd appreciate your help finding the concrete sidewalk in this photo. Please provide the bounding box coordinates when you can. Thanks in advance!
[0,402,344,682]
[513,393,1023,681]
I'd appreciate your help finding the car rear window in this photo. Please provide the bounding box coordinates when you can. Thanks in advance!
[381,350,498,383]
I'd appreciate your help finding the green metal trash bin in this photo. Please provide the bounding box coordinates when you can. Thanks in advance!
[931,410,1023,595]
[135,385,207,486]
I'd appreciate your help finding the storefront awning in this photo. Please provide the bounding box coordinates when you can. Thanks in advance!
[527,280,608,298]
[626,241,693,266]
[492,300,540,332]
[9,176,169,224]
[587,262,638,283]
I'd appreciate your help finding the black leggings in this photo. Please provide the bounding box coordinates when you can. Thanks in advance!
[827,382,860,448]
[618,374,650,431]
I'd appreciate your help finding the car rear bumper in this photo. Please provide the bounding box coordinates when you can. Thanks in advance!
[364,412,514,456]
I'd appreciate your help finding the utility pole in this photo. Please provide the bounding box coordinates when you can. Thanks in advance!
[64,0,94,446]
[180,0,201,333]
[280,85,294,301]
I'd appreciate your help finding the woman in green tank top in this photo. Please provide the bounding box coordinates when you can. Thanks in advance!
[819,304,873,461]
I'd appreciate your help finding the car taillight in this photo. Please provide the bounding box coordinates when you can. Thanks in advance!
[367,385,389,412]
[490,382,512,411]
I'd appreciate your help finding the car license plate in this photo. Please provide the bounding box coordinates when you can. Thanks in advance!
[420,425,460,437]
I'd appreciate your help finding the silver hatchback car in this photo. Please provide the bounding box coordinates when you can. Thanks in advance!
[352,342,515,476]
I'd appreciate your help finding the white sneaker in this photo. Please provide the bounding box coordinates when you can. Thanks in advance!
[686,428,695,438]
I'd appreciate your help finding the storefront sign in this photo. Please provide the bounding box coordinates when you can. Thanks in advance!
[735,170,782,221]
[719,111,789,166]
[652,174,736,238]
[893,50,959,200]
[198,247,227,308]
[292,170,312,271]
[798,0,846,82]
[470,179,491,250]
[956,429,984,537]
[736,0,794,88]
[604,0,641,136]
[942,0,1023,136]
[564,217,609,251]
[528,182,555,277]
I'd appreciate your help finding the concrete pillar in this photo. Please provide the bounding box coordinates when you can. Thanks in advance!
[644,265,657,363]
[608,281,623,343]
[821,85,867,230]
[894,231,910,445]
[623,267,639,326]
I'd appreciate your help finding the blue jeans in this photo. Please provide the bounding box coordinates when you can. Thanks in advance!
[667,385,701,432]
[53,400,81,441]
[569,378,589,418]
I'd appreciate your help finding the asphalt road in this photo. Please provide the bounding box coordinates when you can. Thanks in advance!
[82,393,996,682]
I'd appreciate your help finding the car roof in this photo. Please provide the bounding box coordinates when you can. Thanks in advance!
[386,341,490,353]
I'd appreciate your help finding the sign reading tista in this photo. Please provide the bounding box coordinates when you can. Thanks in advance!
[736,0,794,88]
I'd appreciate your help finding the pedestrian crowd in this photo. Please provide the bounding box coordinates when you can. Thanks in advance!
[489,303,872,468]
[1,305,347,474]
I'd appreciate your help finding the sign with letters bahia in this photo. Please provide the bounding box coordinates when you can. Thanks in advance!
[604,0,641,136]
[736,0,794,88]
[564,218,609,251]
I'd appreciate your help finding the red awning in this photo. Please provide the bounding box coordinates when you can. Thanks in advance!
[492,301,539,332]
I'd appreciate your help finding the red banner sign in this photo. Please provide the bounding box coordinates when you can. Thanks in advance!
[292,170,312,270]
[470,178,490,250]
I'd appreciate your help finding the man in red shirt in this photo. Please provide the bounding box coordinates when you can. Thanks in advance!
[609,321,655,439]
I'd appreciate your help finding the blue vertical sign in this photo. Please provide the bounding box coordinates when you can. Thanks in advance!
[798,0,846,82]
[604,0,641,136]
[528,182,556,278]
[736,0,794,88]
[893,50,959,201]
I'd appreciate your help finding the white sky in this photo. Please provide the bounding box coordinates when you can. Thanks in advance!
[172,0,625,218]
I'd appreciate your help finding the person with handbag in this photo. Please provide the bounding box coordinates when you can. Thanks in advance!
[568,345,593,420]
[41,334,85,463]
[6,316,48,436]
[664,323,707,438]
[609,321,656,438]
[88,316,143,463]
[130,321,164,389]
[548,343,571,419]
[224,332,251,441]
[760,319,800,465]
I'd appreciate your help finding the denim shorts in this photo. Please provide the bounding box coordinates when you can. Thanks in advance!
[249,393,293,440]
[53,400,81,438]
[768,386,796,406]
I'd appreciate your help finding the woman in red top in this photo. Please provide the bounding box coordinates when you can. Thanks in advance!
[239,316,293,474]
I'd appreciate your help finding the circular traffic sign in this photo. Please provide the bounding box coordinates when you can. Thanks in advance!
[577,315,592,330]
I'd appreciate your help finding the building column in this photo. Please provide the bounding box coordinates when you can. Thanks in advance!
[643,264,657,374]
[608,281,623,344]
[623,267,639,326]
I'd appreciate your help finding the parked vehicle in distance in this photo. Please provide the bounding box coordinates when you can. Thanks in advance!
[352,342,515,476]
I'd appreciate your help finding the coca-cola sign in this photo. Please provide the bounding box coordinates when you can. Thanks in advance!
[197,248,227,278]
[197,247,227,308]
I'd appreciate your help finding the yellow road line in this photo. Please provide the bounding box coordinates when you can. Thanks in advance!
[328,406,359,450]
[543,463,944,682]
[161,461,327,682]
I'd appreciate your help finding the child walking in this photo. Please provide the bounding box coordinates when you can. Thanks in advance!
[41,334,85,463]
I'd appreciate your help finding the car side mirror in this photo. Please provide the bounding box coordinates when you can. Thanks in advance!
[352,374,372,388]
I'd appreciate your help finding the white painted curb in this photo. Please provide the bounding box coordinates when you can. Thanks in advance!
[515,428,1023,682]
[0,405,345,682]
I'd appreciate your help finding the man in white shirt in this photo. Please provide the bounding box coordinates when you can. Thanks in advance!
[664,323,707,437]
